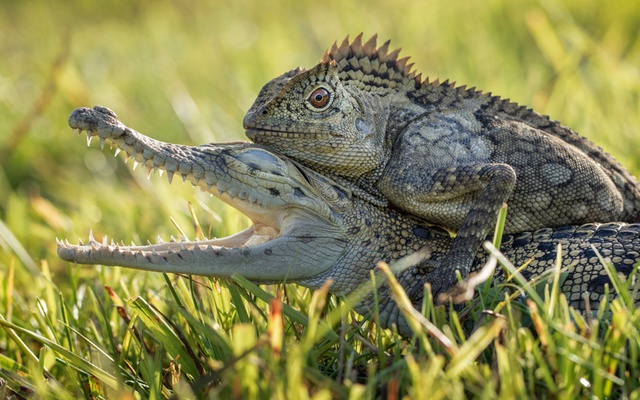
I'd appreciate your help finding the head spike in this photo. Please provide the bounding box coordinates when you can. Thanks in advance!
[386,47,402,62]
[396,56,410,72]
[351,33,364,56]
[404,62,414,75]
[377,40,391,58]
[363,34,378,55]
[338,36,351,58]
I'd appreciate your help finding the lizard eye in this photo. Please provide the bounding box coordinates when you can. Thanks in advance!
[307,87,331,110]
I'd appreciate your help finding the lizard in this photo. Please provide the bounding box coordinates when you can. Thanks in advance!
[58,106,640,336]
[242,34,640,299]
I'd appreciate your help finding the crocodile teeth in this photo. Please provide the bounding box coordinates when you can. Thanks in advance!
[158,169,164,177]
[102,235,108,246]
[99,137,106,150]
[133,161,139,170]
[87,134,93,147]
[166,171,174,184]
[114,148,121,157]
[146,167,153,179]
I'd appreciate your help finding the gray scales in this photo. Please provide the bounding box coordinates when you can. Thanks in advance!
[242,34,640,299]
[58,106,640,337]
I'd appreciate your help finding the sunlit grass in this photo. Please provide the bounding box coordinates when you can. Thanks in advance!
[1,0,640,397]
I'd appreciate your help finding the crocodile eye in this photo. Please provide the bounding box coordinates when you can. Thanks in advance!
[308,87,331,110]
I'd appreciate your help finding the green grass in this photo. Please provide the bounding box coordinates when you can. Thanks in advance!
[1,0,640,398]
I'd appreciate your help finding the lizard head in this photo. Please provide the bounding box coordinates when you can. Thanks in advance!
[243,34,421,181]
[243,61,388,179]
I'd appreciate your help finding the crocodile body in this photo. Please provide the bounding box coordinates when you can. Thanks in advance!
[242,34,640,298]
[58,106,640,336]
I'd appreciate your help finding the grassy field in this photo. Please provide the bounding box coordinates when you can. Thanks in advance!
[1,0,640,398]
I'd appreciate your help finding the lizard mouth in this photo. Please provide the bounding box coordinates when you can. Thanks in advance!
[245,128,338,141]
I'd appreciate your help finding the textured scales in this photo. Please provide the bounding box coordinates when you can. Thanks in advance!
[59,106,640,336]
[243,34,640,299]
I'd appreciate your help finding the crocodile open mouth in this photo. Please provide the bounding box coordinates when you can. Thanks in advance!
[57,109,345,281]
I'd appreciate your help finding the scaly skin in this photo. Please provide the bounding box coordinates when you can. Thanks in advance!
[242,34,640,299]
[58,106,640,336]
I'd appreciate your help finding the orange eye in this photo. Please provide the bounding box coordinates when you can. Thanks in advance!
[308,88,331,109]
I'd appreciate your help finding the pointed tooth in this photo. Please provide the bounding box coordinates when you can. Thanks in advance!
[124,154,131,162]
[170,235,177,242]
[99,137,106,150]
[86,134,93,146]
[89,230,95,242]
[156,235,164,243]
[111,239,116,246]
[75,128,82,136]
[158,169,164,177]
[146,167,153,179]
[131,241,136,246]
[78,237,84,245]
[133,160,139,170]
[181,174,187,183]
[114,148,121,157]
[167,171,174,184]
[147,240,152,245]
[102,235,108,246]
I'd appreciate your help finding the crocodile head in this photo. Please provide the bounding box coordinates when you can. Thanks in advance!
[58,106,438,297]
[57,106,361,286]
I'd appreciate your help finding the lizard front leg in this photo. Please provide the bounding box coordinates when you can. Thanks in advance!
[378,163,517,299]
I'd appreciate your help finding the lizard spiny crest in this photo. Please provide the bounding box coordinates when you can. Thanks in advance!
[320,33,422,92]
[319,34,538,116]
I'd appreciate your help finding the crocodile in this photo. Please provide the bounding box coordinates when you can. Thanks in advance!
[242,34,640,299]
[58,106,640,336]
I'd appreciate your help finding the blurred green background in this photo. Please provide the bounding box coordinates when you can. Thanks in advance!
[1,0,639,293]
